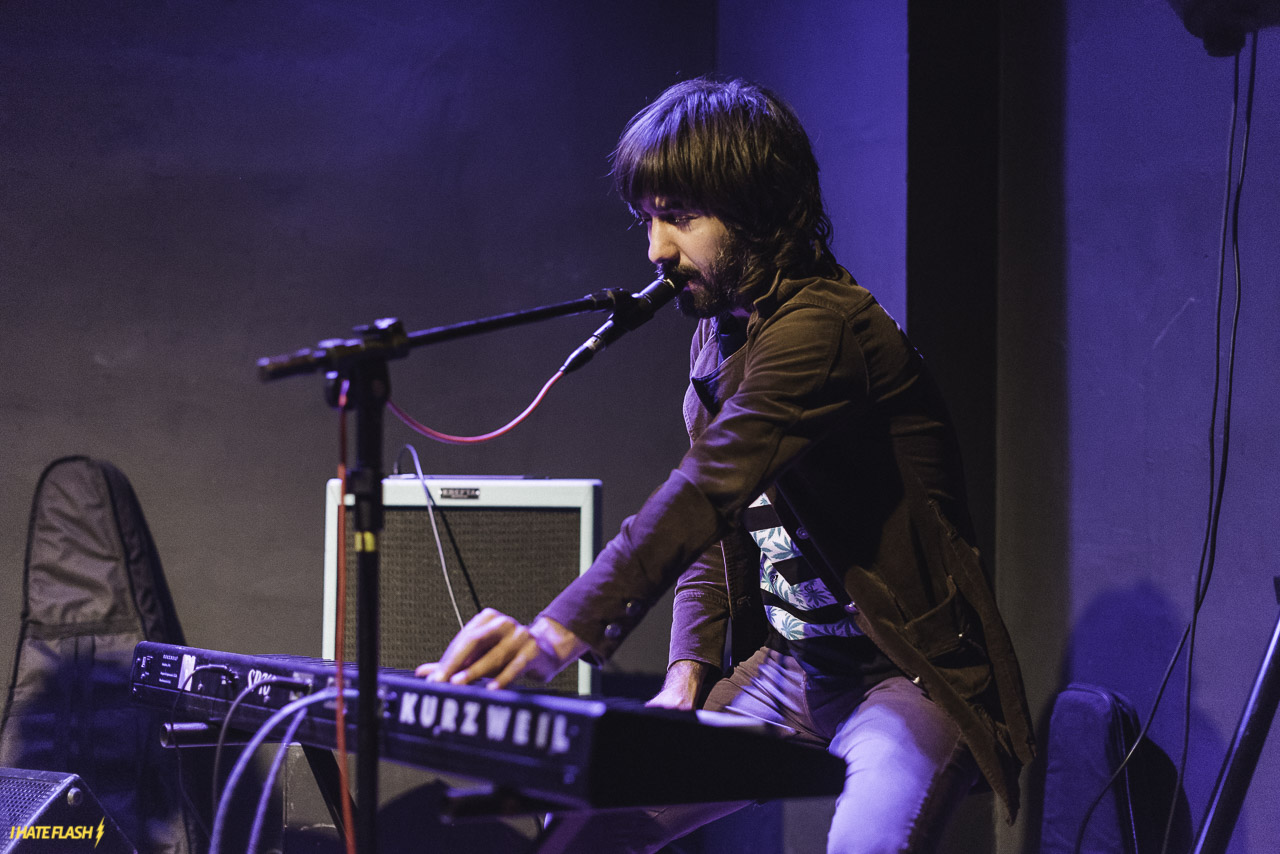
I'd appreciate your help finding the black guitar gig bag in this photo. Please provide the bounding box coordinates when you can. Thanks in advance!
[0,456,204,853]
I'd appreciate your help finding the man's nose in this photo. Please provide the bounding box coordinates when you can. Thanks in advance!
[647,221,677,266]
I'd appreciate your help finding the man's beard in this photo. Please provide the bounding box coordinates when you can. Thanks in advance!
[672,234,751,319]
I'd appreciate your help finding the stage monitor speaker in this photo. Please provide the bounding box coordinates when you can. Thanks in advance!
[0,768,135,854]
[323,476,601,695]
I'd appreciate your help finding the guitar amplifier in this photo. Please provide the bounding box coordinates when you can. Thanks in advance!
[322,476,601,695]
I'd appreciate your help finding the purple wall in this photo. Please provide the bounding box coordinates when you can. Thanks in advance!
[717,2,909,327]
[0,1,713,673]
[1000,3,1280,851]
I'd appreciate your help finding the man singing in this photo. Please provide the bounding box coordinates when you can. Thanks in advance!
[418,77,1034,853]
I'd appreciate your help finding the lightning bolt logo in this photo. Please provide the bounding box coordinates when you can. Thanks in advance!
[95,818,104,848]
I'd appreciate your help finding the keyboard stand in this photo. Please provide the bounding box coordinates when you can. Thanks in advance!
[161,720,358,846]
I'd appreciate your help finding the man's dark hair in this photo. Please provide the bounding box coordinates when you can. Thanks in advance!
[611,77,838,296]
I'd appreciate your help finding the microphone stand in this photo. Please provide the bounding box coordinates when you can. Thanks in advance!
[1193,591,1280,854]
[257,288,636,854]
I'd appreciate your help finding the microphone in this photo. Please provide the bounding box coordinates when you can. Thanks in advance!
[560,271,687,373]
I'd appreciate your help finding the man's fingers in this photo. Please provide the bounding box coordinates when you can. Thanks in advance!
[426,608,516,683]
[488,636,551,690]
[450,622,536,685]
[645,689,693,710]
[417,609,572,689]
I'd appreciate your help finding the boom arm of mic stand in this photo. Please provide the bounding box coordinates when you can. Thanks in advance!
[256,290,626,382]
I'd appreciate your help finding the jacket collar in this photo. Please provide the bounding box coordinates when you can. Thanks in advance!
[746,265,858,329]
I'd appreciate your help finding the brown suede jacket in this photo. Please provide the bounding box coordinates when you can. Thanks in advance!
[541,267,1035,820]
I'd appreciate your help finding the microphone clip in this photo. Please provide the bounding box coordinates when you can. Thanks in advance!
[600,289,649,332]
[560,274,686,374]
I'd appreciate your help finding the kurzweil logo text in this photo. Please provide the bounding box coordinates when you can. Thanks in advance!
[397,693,573,754]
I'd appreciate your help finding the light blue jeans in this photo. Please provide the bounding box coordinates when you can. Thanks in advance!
[540,647,978,854]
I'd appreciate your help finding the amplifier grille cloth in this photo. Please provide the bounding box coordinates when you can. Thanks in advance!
[340,506,582,694]
[0,776,56,827]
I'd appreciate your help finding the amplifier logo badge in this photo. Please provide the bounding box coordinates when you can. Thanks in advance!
[438,487,480,500]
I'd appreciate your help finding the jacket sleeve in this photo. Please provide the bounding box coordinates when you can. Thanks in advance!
[668,543,729,671]
[539,302,867,660]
